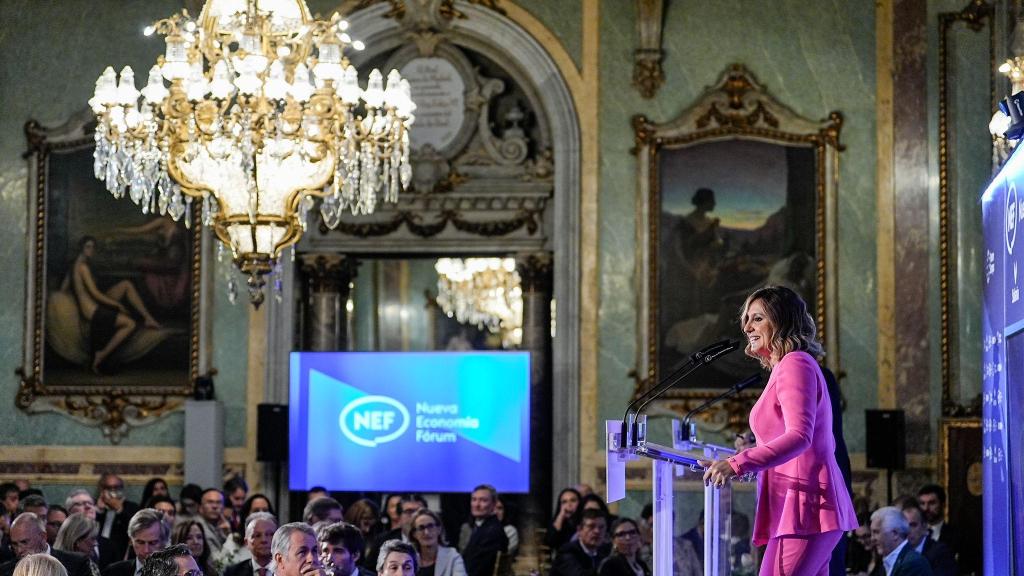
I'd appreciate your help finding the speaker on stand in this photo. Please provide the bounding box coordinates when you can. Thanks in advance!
[865,409,906,503]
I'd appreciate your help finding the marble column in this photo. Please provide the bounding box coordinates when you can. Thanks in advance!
[299,254,358,351]
[515,251,553,571]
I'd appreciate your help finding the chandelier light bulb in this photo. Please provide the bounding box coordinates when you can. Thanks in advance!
[352,39,365,51]
[90,0,416,307]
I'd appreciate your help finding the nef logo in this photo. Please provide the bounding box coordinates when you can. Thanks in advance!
[339,396,410,447]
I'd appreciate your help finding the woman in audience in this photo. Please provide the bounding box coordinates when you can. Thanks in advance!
[408,510,465,576]
[377,540,418,576]
[345,498,381,555]
[178,484,203,518]
[222,477,249,534]
[172,520,216,576]
[13,554,68,576]
[381,495,402,532]
[544,488,581,552]
[493,499,518,558]
[598,518,649,576]
[53,513,101,576]
[140,479,169,510]
[218,493,276,568]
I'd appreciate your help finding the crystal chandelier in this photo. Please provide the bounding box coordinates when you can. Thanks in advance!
[89,0,415,306]
[435,258,523,348]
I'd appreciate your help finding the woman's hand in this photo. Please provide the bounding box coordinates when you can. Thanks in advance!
[697,458,737,487]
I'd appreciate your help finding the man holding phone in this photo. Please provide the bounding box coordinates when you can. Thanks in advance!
[97,473,140,562]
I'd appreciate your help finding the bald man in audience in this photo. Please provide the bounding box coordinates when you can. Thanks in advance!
[0,512,91,576]
[102,509,170,576]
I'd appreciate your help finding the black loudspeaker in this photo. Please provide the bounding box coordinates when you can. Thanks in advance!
[865,409,905,470]
[257,404,288,462]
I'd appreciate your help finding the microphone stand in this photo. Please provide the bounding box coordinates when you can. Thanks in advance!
[681,373,762,443]
[621,339,740,448]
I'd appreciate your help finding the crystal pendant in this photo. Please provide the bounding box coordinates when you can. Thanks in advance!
[226,273,237,305]
[320,192,342,229]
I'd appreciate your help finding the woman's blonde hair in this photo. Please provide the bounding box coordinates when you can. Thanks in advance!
[53,512,98,554]
[740,285,822,369]
[13,555,68,576]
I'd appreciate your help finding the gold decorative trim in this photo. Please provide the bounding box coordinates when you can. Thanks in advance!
[17,113,210,442]
[631,64,843,405]
[938,0,993,416]
[938,418,981,523]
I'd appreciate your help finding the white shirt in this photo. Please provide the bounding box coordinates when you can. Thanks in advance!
[928,521,944,541]
[133,559,144,576]
[882,540,908,576]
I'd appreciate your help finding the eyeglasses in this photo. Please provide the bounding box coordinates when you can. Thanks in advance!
[414,523,439,532]
[613,529,638,539]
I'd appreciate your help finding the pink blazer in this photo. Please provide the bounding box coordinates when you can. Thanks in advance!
[727,351,858,545]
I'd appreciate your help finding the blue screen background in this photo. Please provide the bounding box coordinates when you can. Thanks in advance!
[289,351,531,493]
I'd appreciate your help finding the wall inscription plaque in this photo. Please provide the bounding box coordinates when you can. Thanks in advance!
[400,57,466,152]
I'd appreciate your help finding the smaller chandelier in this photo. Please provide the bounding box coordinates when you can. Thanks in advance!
[435,258,523,348]
[89,0,415,306]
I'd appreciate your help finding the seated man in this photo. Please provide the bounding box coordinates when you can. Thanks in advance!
[317,523,373,576]
[458,486,508,576]
[102,509,170,576]
[140,544,200,576]
[550,510,610,576]
[224,512,278,576]
[869,507,932,576]
[0,513,91,576]
[303,499,343,527]
[901,504,956,576]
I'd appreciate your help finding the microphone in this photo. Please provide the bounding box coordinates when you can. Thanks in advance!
[621,340,742,447]
[681,373,762,442]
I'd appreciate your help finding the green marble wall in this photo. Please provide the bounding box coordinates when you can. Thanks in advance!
[0,1,249,448]
[513,0,583,69]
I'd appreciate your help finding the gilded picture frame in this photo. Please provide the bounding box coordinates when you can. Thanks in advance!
[17,109,210,442]
[632,64,842,417]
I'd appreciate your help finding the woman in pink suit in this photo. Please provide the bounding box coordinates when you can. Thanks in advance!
[699,285,857,576]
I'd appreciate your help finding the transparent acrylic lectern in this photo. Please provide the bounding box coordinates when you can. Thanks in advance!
[606,416,753,576]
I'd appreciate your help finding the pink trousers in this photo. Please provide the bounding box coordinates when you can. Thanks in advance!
[759,530,843,576]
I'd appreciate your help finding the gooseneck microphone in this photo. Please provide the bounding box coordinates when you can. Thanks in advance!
[621,339,741,447]
[681,373,762,441]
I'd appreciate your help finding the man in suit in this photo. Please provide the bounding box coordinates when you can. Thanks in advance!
[0,512,91,576]
[869,507,933,576]
[139,544,200,576]
[303,498,343,527]
[916,485,957,555]
[272,523,322,576]
[363,495,425,571]
[550,510,610,576]
[458,485,508,576]
[102,509,170,576]
[198,489,229,557]
[317,522,373,576]
[902,505,957,576]
[224,512,278,576]
[96,474,140,563]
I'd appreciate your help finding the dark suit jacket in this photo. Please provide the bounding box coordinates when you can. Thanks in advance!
[459,516,508,576]
[597,553,648,576]
[97,502,140,563]
[101,558,137,576]
[0,550,92,576]
[96,538,120,570]
[224,560,255,576]
[869,544,933,576]
[550,541,610,576]
[363,528,403,571]
[921,538,958,576]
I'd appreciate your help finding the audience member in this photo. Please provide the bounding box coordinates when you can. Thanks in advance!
[139,544,199,576]
[53,514,100,576]
[0,513,90,576]
[12,554,68,576]
[492,500,517,560]
[19,498,47,522]
[221,497,275,570]
[343,501,379,547]
[573,486,594,499]
[303,500,342,528]
[45,509,67,547]
[223,512,276,576]
[676,511,703,569]
[597,518,648,576]
[550,510,609,576]
[456,486,507,576]
[374,541,415,576]
[2,485,20,522]
[869,507,931,576]
[95,475,139,564]
[145,499,175,529]
[901,504,956,576]
[917,484,974,573]
[846,521,876,576]
[306,490,329,506]
[379,499,401,535]
[545,489,580,554]
[170,522,213,576]
[177,487,202,521]
[317,522,373,576]
[197,490,229,557]
[364,497,424,572]
[223,479,249,535]
[101,509,170,576]
[238,497,274,533]
[408,510,463,576]
[271,523,321,576]
[578,496,613,543]
[64,494,96,523]
[139,483,168,515]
